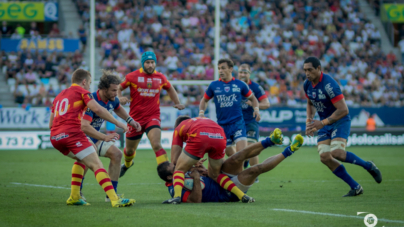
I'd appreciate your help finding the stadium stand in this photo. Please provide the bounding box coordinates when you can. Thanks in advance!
[3,0,404,107]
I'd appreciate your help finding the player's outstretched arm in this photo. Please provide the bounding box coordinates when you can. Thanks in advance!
[81,119,119,142]
[187,169,202,203]
[87,100,127,132]
[117,85,129,105]
[248,95,261,121]
[113,106,141,132]
[258,97,270,109]
[49,114,54,129]
[166,86,185,110]
[198,97,209,117]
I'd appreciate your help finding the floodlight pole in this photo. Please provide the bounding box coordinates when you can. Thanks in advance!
[214,0,220,81]
[90,0,95,92]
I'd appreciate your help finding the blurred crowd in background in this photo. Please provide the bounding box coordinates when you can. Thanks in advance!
[1,0,404,108]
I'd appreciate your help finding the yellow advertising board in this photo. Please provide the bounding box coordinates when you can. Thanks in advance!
[0,2,58,21]
[383,4,404,22]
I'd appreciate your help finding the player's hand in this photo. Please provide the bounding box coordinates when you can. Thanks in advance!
[119,97,130,105]
[195,158,207,167]
[129,120,142,132]
[306,120,323,136]
[116,122,128,132]
[305,127,315,137]
[189,169,200,179]
[104,133,119,142]
[253,108,261,122]
[173,104,185,110]
[246,100,253,106]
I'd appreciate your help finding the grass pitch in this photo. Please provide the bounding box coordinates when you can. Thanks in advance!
[0,146,403,227]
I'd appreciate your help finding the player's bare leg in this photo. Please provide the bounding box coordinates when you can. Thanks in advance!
[147,127,169,165]
[248,142,259,166]
[318,139,363,197]
[163,151,198,204]
[119,138,140,177]
[225,146,236,157]
[80,152,135,207]
[209,157,255,203]
[104,146,123,202]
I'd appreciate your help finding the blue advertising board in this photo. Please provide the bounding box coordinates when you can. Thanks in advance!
[1,38,79,53]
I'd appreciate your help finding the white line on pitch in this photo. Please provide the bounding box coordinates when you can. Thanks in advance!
[272,209,404,224]
[10,182,70,189]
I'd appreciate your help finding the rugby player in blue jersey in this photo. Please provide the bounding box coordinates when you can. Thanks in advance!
[199,59,261,172]
[303,57,382,197]
[238,64,270,172]
[80,71,141,202]
[158,129,304,203]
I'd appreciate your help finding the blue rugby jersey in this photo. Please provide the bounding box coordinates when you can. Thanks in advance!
[167,174,239,203]
[303,72,350,122]
[242,80,267,124]
[204,78,253,125]
[82,90,120,143]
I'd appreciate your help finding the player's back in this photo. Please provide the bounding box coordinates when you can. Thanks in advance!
[175,117,224,141]
[51,84,93,133]
[121,69,171,122]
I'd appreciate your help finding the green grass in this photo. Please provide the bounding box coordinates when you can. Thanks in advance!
[1,146,403,227]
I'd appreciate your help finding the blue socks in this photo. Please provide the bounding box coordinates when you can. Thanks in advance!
[333,164,359,189]
[80,177,84,191]
[106,180,119,199]
[282,146,293,158]
[261,137,275,148]
[344,151,372,170]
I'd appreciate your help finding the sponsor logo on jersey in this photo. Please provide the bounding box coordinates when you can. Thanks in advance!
[224,87,230,92]
[332,129,338,138]
[215,87,222,93]
[232,88,240,92]
[153,78,162,83]
[138,88,159,97]
[147,81,152,88]
[217,94,238,108]
[318,90,326,99]
[51,133,69,141]
[247,131,256,137]
[200,132,224,139]
[232,84,238,88]
[138,77,144,82]
[88,93,94,99]
[76,141,82,147]
[311,100,326,112]
[86,108,91,113]
[312,91,316,98]
[234,129,242,137]
[325,83,335,98]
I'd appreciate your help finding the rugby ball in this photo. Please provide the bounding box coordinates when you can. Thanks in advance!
[184,177,205,191]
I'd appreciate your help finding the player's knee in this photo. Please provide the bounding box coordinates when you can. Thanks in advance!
[330,141,346,160]
[151,142,162,152]
[110,147,122,162]
[319,152,333,165]
[126,146,136,155]
[248,165,262,176]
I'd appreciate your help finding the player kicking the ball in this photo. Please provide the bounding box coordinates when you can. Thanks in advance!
[303,57,382,197]
[158,128,304,203]
[162,116,255,204]
[49,69,135,207]
[80,70,141,202]
[118,51,184,177]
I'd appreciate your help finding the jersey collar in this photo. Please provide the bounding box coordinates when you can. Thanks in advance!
[219,77,235,83]
[311,72,323,88]
[139,67,156,74]
[71,83,80,87]
[97,90,109,104]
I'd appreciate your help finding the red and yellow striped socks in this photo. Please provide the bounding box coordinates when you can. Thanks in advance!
[173,171,185,198]
[71,162,85,200]
[155,149,168,165]
[217,174,245,200]
[123,148,135,168]
[95,168,118,201]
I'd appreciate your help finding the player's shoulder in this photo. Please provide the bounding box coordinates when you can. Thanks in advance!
[125,69,141,79]
[235,78,248,86]
[322,73,337,83]
[303,79,310,91]
[69,84,90,96]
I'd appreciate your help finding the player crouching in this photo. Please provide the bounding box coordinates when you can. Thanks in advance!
[80,70,141,202]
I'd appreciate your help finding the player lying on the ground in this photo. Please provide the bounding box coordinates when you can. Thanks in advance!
[303,56,382,197]
[118,51,185,178]
[49,69,135,207]
[158,129,303,203]
[161,116,255,204]
[79,70,141,202]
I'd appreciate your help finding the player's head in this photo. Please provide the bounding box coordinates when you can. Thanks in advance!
[72,69,92,90]
[174,115,191,128]
[238,64,251,83]
[98,70,121,101]
[303,57,322,82]
[157,161,175,183]
[218,58,234,81]
[141,51,157,74]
